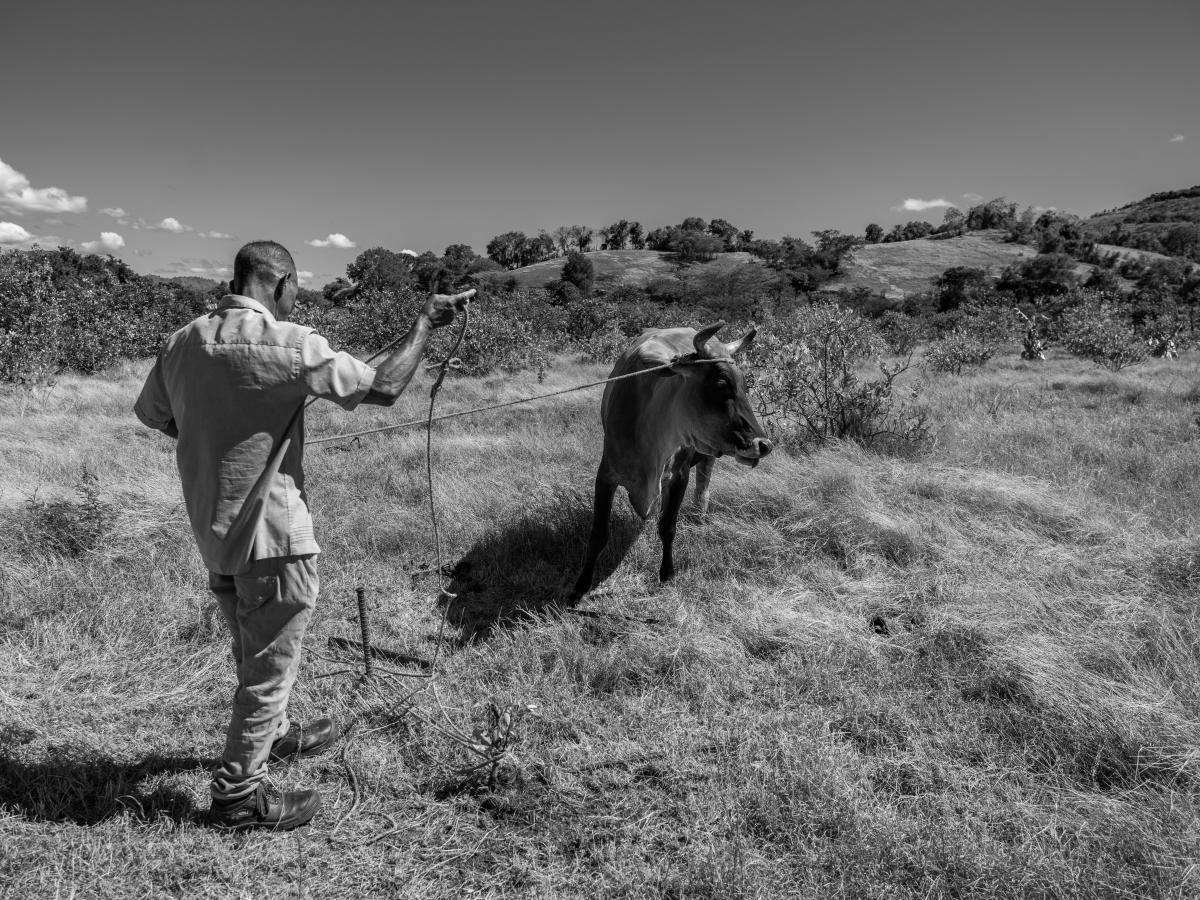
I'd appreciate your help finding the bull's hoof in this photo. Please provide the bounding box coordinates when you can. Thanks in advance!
[658,565,675,582]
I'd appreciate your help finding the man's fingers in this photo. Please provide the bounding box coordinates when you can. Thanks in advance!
[450,288,475,311]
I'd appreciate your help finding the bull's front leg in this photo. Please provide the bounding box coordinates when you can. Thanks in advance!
[692,453,715,518]
[658,453,692,582]
[572,464,618,600]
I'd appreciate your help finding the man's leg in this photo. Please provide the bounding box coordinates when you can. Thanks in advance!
[210,555,318,803]
[208,571,244,676]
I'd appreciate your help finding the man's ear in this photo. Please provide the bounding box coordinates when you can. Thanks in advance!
[228,279,236,293]
[724,326,757,356]
[275,271,292,299]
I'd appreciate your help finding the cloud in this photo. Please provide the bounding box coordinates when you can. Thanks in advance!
[0,221,59,248]
[0,221,35,244]
[962,193,984,204]
[894,198,954,212]
[80,231,126,254]
[199,230,234,239]
[153,216,192,233]
[400,249,418,257]
[297,270,314,286]
[306,233,356,249]
[1169,134,1186,143]
[0,158,87,214]
[101,207,126,218]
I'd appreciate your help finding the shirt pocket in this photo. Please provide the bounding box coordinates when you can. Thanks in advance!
[210,343,297,390]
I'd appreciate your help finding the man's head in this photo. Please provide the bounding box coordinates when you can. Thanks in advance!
[230,241,298,320]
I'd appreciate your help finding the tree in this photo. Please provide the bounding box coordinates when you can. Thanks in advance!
[486,231,528,269]
[345,247,415,291]
[573,226,594,253]
[629,222,646,250]
[811,229,861,273]
[864,223,884,244]
[707,218,739,251]
[965,197,1017,231]
[938,208,966,237]
[671,230,723,263]
[600,219,632,250]
[1163,224,1200,259]
[934,266,989,311]
[560,250,594,294]
[441,244,477,285]
[997,253,1077,300]
[679,217,707,233]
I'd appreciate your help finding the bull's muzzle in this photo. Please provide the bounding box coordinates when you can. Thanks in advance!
[735,437,773,467]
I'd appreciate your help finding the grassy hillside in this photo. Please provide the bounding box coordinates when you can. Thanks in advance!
[1,350,1199,897]
[1087,186,1200,249]
[820,231,1037,299]
[477,250,759,291]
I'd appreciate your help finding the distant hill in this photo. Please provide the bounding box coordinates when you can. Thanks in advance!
[820,231,1037,299]
[144,274,223,293]
[821,231,1176,299]
[1086,186,1200,253]
[475,249,760,290]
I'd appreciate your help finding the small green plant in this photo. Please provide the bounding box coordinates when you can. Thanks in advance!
[25,467,115,557]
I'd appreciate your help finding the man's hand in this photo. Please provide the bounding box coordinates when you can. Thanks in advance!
[422,288,475,329]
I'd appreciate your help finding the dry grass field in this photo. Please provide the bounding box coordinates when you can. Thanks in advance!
[2,347,1199,898]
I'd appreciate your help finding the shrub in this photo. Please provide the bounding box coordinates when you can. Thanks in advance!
[923,332,997,374]
[560,251,594,294]
[1059,300,1148,371]
[744,302,931,455]
[24,467,114,557]
[0,249,212,383]
[923,305,1016,374]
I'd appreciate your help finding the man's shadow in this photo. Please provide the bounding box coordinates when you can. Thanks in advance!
[440,489,643,642]
[0,728,213,825]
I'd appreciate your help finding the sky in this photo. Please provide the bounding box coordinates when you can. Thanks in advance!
[1,0,1197,288]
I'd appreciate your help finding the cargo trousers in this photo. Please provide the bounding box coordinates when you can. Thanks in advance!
[206,555,318,801]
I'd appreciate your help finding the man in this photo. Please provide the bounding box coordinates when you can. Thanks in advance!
[135,241,472,830]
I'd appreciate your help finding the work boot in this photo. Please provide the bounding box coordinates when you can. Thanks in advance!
[270,717,341,763]
[209,783,321,831]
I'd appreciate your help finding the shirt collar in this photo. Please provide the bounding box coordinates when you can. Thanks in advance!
[217,294,277,321]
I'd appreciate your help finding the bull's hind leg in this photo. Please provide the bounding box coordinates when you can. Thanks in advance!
[692,453,715,518]
[658,452,693,582]
[572,464,619,600]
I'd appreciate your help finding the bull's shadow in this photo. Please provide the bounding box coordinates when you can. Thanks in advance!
[0,727,213,825]
[440,489,644,641]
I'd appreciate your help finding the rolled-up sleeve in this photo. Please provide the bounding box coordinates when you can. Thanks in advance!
[299,331,376,410]
[134,351,174,430]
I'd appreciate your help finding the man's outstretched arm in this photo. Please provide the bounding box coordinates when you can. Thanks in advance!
[361,288,474,407]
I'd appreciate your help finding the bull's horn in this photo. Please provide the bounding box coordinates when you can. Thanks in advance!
[693,321,726,357]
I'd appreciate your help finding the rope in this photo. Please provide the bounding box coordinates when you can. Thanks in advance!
[305,355,720,446]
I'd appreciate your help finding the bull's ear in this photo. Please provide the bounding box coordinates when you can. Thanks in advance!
[724,326,757,357]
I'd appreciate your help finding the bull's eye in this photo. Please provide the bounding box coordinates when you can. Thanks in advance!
[708,378,734,401]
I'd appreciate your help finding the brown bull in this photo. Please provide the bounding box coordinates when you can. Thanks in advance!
[572,322,772,599]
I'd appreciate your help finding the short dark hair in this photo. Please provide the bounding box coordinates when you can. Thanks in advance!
[233,241,295,289]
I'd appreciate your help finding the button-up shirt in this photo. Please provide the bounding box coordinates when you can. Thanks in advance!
[134,295,375,574]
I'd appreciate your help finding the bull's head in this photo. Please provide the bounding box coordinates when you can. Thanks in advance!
[667,321,773,467]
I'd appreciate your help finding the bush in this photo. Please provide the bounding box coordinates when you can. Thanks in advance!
[923,332,997,374]
[560,251,594,294]
[744,302,931,455]
[1059,299,1148,371]
[23,467,114,557]
[923,305,1016,374]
